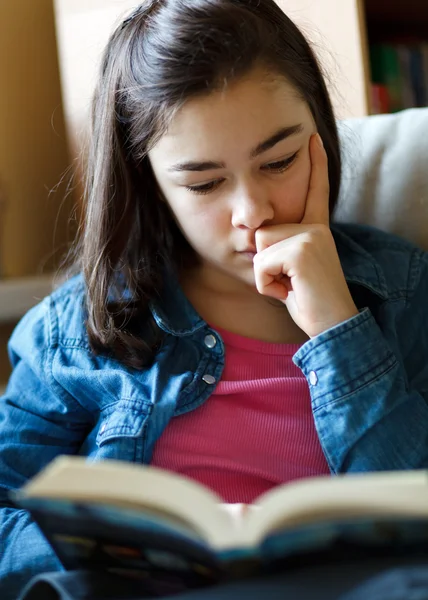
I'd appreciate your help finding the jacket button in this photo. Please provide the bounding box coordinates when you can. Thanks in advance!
[204,334,217,349]
[202,374,216,385]
[99,423,106,434]
[309,371,318,386]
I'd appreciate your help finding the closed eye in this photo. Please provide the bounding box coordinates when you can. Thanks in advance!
[262,152,299,173]
[185,179,224,195]
[184,151,299,195]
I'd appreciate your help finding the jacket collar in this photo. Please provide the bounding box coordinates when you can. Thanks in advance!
[151,224,389,337]
[150,268,206,336]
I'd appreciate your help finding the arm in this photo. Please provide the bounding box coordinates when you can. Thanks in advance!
[293,248,428,473]
[0,300,93,600]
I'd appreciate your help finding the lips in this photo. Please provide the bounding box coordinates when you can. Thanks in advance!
[237,248,257,261]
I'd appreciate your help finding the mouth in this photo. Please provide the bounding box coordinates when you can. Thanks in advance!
[237,248,257,261]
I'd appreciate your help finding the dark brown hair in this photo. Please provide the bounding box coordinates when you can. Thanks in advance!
[76,0,341,368]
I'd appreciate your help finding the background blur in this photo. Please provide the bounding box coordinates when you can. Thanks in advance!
[0,0,427,391]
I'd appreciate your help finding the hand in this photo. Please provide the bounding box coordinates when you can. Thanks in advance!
[253,133,359,338]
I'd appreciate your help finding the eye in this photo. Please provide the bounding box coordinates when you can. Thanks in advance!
[185,179,224,195]
[262,152,299,173]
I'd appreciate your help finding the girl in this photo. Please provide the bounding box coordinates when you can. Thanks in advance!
[1,0,428,598]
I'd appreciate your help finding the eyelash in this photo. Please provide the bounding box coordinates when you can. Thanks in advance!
[185,152,299,195]
[263,152,299,173]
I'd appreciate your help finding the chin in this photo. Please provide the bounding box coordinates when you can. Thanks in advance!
[235,269,257,288]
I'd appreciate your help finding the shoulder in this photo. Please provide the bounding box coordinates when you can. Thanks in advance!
[331,222,428,301]
[332,222,421,252]
[8,274,89,363]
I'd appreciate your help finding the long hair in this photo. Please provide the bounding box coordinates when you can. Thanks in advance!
[74,0,341,368]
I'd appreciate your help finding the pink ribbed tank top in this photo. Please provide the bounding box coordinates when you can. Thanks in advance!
[151,326,329,503]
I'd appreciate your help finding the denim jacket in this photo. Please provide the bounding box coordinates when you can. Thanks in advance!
[1,222,428,599]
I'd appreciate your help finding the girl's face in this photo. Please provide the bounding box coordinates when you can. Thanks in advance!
[149,67,317,292]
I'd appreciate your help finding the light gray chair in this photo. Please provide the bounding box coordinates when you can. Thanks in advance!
[335,108,428,251]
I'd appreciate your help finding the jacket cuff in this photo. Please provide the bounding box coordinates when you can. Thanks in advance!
[292,308,397,410]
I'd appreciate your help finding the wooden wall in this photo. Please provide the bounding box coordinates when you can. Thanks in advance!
[0,0,73,279]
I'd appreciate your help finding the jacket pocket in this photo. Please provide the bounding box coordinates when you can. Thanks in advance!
[94,399,153,463]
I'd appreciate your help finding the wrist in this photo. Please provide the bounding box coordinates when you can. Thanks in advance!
[310,304,360,338]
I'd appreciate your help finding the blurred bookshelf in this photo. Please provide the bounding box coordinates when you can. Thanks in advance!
[0,275,53,323]
[0,0,75,387]
[365,0,428,113]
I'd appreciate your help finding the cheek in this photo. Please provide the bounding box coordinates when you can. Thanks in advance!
[273,159,311,223]
[165,197,228,246]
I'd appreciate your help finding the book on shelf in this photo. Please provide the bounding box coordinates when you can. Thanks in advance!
[11,456,428,593]
[370,44,402,113]
[396,45,417,109]
[370,41,428,113]
[421,43,428,103]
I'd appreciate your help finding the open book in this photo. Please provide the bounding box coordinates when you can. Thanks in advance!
[12,457,428,591]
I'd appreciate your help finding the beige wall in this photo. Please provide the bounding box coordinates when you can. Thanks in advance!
[276,0,370,119]
[0,0,74,277]
[54,0,370,186]
[54,0,137,185]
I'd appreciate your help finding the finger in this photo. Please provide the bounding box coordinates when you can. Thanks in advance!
[255,223,305,253]
[255,275,289,301]
[253,245,292,301]
[301,133,330,226]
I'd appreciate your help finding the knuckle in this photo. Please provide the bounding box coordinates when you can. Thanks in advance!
[299,239,313,257]
[311,224,329,238]
[295,228,325,260]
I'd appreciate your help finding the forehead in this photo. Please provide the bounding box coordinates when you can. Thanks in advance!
[150,69,313,160]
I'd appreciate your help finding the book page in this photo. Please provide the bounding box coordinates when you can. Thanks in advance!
[18,456,239,549]
[240,471,428,546]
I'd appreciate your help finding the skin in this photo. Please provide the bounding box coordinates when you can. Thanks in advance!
[149,67,358,341]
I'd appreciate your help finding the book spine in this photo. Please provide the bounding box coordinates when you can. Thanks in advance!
[396,45,415,109]
[421,43,428,106]
[409,46,425,107]
[371,83,391,114]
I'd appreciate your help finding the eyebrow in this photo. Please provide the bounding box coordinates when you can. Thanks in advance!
[167,124,304,173]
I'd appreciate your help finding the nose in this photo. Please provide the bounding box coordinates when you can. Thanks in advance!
[231,183,274,230]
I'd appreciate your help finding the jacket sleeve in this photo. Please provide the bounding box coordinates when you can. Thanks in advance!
[293,248,428,473]
[0,299,93,600]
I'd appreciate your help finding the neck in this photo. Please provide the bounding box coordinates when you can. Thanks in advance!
[180,265,309,344]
